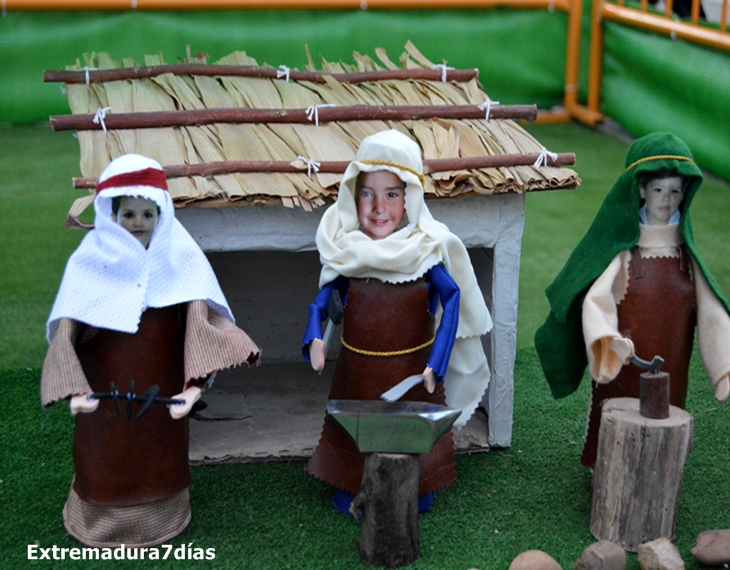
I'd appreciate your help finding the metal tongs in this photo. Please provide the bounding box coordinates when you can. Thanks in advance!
[88,380,185,421]
[630,353,665,374]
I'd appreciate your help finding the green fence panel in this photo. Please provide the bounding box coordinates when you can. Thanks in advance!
[602,22,730,181]
[0,9,567,125]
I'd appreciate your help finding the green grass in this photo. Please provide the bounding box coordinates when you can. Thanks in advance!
[2,123,729,569]
[2,350,729,569]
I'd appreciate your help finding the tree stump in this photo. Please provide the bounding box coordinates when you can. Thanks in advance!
[590,398,694,552]
[352,453,420,568]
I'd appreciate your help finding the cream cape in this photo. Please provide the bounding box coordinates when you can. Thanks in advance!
[316,130,492,426]
[47,154,232,341]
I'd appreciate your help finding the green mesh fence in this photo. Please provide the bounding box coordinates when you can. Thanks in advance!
[3,8,728,180]
[0,9,567,125]
[602,22,730,180]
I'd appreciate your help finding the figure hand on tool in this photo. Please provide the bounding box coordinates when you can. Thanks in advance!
[715,375,730,402]
[169,386,202,420]
[309,338,325,372]
[70,393,99,415]
[423,367,436,394]
[592,336,635,383]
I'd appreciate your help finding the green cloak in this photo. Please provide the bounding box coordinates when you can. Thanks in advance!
[535,132,730,399]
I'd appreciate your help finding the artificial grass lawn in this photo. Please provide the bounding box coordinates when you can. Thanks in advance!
[2,122,729,568]
[3,348,730,569]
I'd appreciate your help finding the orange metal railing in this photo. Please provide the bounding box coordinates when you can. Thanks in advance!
[579,0,730,126]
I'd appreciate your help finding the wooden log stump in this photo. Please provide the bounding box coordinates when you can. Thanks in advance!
[639,371,670,419]
[590,398,694,552]
[351,453,420,568]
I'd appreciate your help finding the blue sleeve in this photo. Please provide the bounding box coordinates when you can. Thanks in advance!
[426,264,460,381]
[301,276,348,361]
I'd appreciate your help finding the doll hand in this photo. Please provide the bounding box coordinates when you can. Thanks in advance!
[309,338,325,372]
[609,336,635,364]
[70,393,99,415]
[715,376,730,402]
[423,367,436,394]
[169,386,202,420]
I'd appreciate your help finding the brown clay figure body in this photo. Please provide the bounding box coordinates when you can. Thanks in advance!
[42,154,260,547]
[535,133,730,467]
[302,130,492,512]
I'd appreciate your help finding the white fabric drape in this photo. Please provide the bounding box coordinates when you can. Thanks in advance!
[316,130,492,426]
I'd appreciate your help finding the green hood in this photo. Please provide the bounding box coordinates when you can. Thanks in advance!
[535,132,729,398]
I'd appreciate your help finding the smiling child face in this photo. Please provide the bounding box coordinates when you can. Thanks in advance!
[639,176,684,226]
[111,196,159,248]
[355,171,406,240]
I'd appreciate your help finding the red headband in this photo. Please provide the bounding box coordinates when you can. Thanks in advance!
[96,167,168,194]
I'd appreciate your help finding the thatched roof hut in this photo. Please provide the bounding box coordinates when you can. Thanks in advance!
[47,41,579,214]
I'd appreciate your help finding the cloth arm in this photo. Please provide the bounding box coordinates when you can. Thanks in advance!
[693,258,730,397]
[582,252,635,383]
[301,276,348,361]
[41,318,93,407]
[426,264,460,381]
[184,299,260,390]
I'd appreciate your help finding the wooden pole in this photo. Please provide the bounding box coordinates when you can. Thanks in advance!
[72,152,576,188]
[351,453,420,568]
[44,65,479,85]
[590,398,694,552]
[49,104,537,132]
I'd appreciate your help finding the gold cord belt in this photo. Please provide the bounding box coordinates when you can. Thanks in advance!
[340,335,435,357]
[625,155,693,171]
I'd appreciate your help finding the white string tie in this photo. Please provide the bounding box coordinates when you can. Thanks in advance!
[131,0,138,8]
[478,100,500,121]
[93,106,112,133]
[433,63,455,82]
[82,67,98,85]
[277,65,291,82]
[2,0,7,19]
[533,147,559,168]
[305,104,335,127]
[297,156,321,179]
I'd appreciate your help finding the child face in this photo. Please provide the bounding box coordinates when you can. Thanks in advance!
[111,196,159,248]
[356,171,406,240]
[639,176,684,226]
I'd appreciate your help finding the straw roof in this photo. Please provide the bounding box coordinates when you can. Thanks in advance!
[51,42,580,211]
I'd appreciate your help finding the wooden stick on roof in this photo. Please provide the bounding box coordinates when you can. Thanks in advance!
[44,65,479,85]
[72,152,576,188]
[50,104,538,131]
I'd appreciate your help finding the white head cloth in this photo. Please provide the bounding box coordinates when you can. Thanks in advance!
[316,129,492,425]
[47,154,233,340]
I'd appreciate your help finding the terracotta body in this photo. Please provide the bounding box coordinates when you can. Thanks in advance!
[73,305,192,506]
[307,277,456,495]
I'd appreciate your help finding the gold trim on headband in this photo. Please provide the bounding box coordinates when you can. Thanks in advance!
[360,159,426,186]
[626,155,693,171]
[340,335,435,357]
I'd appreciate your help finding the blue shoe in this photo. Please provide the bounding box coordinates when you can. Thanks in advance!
[331,489,435,515]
